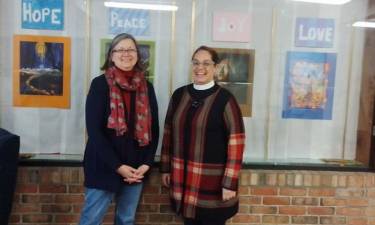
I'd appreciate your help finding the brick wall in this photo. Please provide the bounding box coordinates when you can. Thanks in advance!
[9,167,375,225]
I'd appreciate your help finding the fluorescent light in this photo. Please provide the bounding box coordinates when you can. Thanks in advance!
[104,2,178,11]
[352,21,375,28]
[292,0,351,5]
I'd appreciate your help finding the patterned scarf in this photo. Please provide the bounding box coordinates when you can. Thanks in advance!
[105,66,151,146]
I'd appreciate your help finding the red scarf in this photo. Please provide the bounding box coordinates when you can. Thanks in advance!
[105,67,151,146]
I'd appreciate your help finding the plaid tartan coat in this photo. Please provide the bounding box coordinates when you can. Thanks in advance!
[160,84,245,220]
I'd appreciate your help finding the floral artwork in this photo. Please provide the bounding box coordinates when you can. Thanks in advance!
[282,51,336,120]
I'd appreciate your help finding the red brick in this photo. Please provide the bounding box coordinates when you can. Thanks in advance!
[143,195,170,204]
[346,198,369,206]
[148,173,161,185]
[336,207,364,216]
[347,217,368,225]
[308,206,334,215]
[73,204,84,213]
[238,186,250,195]
[39,184,67,193]
[143,185,160,194]
[16,168,29,183]
[239,196,261,205]
[232,214,260,223]
[347,175,364,187]
[138,204,159,213]
[238,205,249,213]
[22,194,53,203]
[251,187,277,195]
[279,206,305,215]
[22,214,52,223]
[291,216,318,224]
[369,218,375,225]
[262,215,289,224]
[70,168,82,183]
[365,175,375,187]
[336,188,365,197]
[369,188,375,197]
[11,203,40,213]
[103,213,115,223]
[161,186,169,194]
[55,214,81,223]
[41,204,72,213]
[320,216,346,224]
[250,206,277,214]
[148,214,174,223]
[321,198,346,206]
[321,175,334,187]
[292,197,319,206]
[263,197,290,205]
[26,169,42,183]
[55,194,84,203]
[308,188,335,196]
[280,188,306,196]
[9,168,375,225]
[134,213,148,223]
[69,185,85,193]
[15,184,38,193]
[59,170,70,183]
[365,207,375,216]
[40,169,62,183]
[8,214,20,223]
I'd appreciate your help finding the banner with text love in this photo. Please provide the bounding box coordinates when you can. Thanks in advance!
[294,17,334,48]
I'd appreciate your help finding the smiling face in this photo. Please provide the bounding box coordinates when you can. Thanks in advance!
[191,50,216,85]
[111,38,138,71]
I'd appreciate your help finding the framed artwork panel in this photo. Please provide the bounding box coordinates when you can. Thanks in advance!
[13,35,71,108]
[218,82,252,117]
[214,48,255,117]
[282,51,337,120]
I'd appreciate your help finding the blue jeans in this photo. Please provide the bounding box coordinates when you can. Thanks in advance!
[79,183,143,225]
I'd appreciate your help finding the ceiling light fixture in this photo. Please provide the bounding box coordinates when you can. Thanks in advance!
[104,2,178,11]
[352,21,375,28]
[292,0,351,5]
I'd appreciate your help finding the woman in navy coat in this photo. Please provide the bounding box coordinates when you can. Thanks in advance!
[79,33,159,225]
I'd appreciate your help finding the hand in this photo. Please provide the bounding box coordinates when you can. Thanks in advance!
[117,165,143,184]
[161,173,170,188]
[135,165,150,177]
[222,188,236,201]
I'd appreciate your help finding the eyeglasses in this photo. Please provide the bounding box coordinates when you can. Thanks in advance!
[191,60,215,68]
[112,48,137,54]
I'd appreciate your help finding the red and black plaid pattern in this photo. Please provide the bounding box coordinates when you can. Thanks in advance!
[160,85,245,219]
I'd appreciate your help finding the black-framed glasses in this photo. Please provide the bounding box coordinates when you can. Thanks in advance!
[191,60,215,68]
[112,48,137,54]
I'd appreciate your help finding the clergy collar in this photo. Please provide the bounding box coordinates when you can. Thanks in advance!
[193,80,215,90]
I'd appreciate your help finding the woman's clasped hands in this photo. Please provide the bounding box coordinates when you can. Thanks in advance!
[117,164,150,184]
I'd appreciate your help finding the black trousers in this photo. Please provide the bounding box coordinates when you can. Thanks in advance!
[184,217,227,225]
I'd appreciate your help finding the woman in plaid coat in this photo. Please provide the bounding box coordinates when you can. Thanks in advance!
[160,46,245,225]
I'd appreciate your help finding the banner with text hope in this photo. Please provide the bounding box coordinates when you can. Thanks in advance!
[295,18,334,48]
[108,8,150,36]
[22,0,64,30]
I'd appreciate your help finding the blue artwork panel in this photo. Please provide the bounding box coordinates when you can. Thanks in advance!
[19,41,64,96]
[108,8,150,36]
[295,18,334,48]
[282,51,337,120]
[22,0,64,30]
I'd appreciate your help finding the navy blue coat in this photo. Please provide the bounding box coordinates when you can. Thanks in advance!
[83,75,159,193]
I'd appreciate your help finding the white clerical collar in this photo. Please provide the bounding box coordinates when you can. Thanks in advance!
[193,80,215,90]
